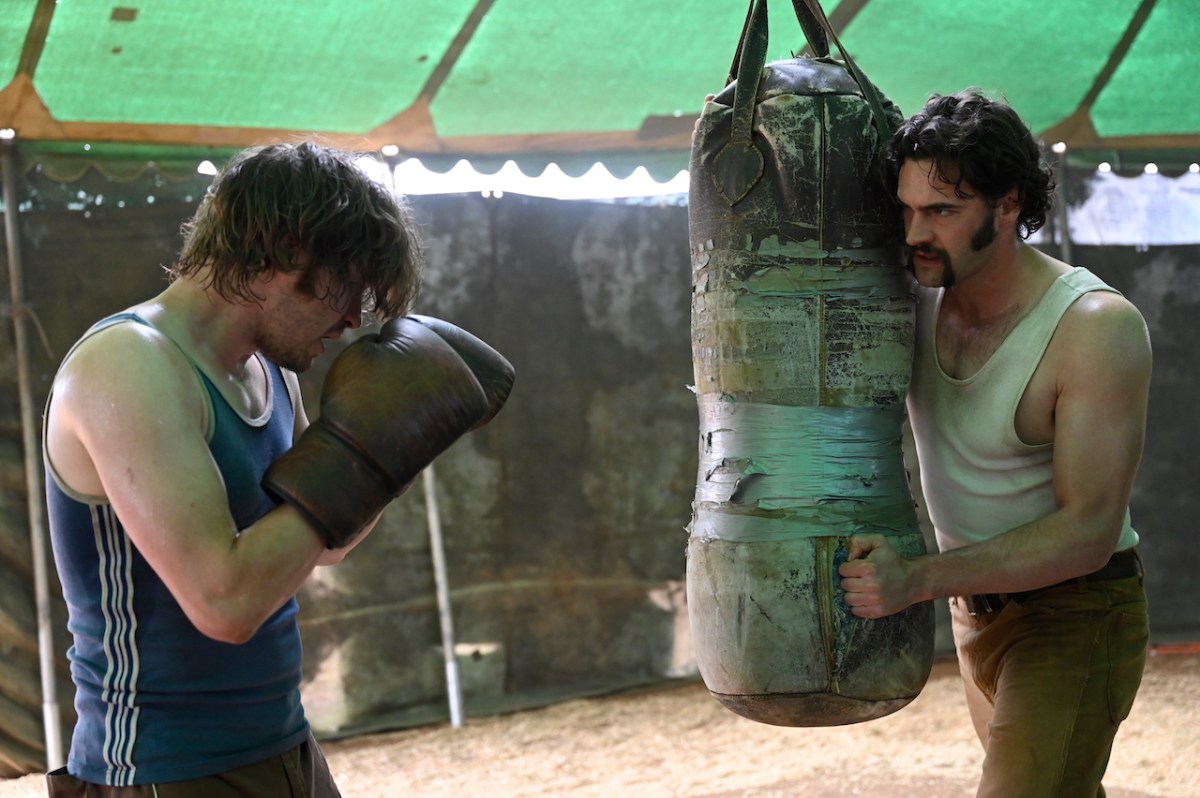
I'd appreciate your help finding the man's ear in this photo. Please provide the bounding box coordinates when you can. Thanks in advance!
[997,188,1021,221]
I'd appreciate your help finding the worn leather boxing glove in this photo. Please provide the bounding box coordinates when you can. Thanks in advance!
[409,315,514,427]
[262,316,515,548]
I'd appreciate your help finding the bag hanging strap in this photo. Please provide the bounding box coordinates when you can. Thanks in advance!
[712,0,769,204]
[714,0,894,205]
[790,0,895,142]
[792,0,831,59]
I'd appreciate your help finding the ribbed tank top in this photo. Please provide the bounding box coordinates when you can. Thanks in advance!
[906,267,1139,553]
[44,312,309,786]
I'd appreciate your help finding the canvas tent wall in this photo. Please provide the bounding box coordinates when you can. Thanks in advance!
[3,145,1200,778]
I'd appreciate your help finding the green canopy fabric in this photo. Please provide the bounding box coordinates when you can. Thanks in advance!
[0,0,1196,176]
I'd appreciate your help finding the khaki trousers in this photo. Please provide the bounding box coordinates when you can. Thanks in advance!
[951,571,1149,798]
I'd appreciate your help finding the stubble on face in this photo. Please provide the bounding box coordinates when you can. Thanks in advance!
[255,274,360,373]
[261,342,318,374]
[906,245,956,288]
[256,323,321,373]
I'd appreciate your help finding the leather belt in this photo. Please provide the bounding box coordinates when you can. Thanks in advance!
[962,548,1142,617]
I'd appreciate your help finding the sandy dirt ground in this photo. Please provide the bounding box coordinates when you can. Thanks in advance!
[2,652,1196,798]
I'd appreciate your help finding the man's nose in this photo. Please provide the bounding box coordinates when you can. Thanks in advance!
[905,215,932,248]
[343,298,364,330]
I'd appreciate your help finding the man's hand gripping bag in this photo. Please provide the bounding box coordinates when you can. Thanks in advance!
[687,0,933,726]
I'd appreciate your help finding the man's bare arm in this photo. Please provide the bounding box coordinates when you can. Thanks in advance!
[840,293,1151,617]
[47,324,331,643]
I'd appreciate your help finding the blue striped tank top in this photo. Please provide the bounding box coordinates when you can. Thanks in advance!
[44,312,309,785]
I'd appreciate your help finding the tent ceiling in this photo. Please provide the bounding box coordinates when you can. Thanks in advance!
[0,0,1197,173]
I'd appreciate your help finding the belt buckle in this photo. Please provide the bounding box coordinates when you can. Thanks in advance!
[965,593,1008,616]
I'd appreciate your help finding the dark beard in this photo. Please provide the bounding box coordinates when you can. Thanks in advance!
[274,355,315,374]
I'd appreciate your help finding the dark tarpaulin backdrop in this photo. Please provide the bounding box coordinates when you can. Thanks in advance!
[1,157,1197,749]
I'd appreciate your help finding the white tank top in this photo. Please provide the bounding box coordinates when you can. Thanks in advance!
[906,267,1139,553]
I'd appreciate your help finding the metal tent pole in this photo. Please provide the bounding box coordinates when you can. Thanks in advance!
[0,136,64,769]
[422,464,464,728]
[1056,148,1074,265]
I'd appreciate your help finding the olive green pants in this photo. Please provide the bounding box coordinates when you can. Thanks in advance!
[951,571,1149,798]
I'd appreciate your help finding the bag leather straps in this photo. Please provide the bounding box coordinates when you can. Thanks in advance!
[712,0,769,204]
[791,0,895,142]
[714,0,895,206]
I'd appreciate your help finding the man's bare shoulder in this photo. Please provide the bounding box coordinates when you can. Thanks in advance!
[1066,288,1149,339]
[1057,288,1152,375]
[48,318,206,495]
[57,317,194,386]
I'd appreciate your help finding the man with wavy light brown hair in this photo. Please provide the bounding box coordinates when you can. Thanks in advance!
[43,142,512,797]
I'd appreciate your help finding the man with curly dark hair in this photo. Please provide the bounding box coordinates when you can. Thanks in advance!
[839,91,1152,797]
[42,142,512,796]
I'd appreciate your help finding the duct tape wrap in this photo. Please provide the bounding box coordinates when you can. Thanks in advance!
[690,401,917,543]
[685,397,932,728]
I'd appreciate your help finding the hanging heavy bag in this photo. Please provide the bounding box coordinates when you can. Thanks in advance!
[687,0,933,726]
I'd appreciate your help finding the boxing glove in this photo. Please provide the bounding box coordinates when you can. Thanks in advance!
[263,316,515,548]
[409,315,514,428]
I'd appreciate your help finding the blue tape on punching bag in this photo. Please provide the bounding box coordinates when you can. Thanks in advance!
[690,401,918,543]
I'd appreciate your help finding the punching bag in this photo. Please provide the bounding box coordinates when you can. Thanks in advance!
[686,0,933,726]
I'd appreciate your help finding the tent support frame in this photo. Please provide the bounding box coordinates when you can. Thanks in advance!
[1,136,64,771]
